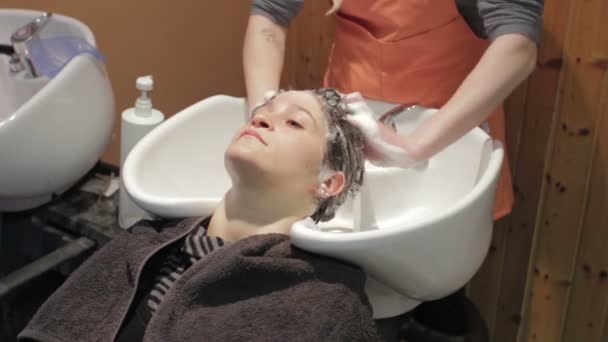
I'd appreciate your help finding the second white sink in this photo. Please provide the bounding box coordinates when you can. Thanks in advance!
[0,9,115,211]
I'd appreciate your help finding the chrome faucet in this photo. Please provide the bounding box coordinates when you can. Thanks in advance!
[378,102,419,132]
[9,12,53,77]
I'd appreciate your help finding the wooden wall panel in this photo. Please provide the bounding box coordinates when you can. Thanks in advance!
[560,74,608,342]
[504,81,530,171]
[281,1,334,90]
[519,0,608,339]
[591,0,608,60]
[492,0,574,340]
[468,219,509,337]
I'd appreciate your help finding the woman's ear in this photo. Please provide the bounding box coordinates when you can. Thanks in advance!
[317,171,345,198]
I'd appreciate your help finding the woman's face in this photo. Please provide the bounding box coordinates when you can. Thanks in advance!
[225,91,329,196]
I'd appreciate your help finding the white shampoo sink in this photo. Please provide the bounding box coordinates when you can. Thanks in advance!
[123,95,502,318]
[0,9,114,211]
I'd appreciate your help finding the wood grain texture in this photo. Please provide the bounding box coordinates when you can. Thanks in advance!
[468,218,510,338]
[519,0,608,340]
[561,71,608,342]
[282,0,334,90]
[492,0,574,339]
[504,80,530,172]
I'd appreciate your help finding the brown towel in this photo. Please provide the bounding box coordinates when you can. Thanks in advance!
[146,233,381,341]
[19,218,381,342]
[18,218,193,342]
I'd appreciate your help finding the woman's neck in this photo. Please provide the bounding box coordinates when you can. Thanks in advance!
[207,187,309,241]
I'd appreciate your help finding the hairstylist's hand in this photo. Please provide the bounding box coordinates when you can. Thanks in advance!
[344,93,427,169]
[247,90,280,117]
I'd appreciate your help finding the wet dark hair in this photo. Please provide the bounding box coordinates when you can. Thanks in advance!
[258,88,366,222]
[310,88,365,222]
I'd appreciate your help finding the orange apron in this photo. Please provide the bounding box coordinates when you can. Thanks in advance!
[323,0,514,221]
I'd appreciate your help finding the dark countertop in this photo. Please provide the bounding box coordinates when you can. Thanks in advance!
[35,161,123,246]
[1,161,124,282]
[0,161,126,340]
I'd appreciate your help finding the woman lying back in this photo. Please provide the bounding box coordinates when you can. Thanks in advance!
[19,89,384,342]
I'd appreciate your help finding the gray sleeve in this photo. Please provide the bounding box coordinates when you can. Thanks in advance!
[250,0,305,27]
[478,0,544,44]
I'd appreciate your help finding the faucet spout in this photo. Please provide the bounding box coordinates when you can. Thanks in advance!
[0,44,15,55]
[378,102,419,132]
[10,12,53,78]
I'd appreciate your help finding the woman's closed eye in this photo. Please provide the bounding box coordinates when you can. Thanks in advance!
[287,119,303,129]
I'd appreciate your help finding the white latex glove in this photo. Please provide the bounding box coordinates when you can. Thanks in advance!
[248,90,280,118]
[263,89,279,102]
[344,92,428,169]
[325,0,343,15]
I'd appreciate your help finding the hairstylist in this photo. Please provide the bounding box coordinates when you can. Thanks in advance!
[243,0,543,221]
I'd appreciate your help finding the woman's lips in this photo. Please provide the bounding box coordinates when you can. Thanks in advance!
[239,128,267,145]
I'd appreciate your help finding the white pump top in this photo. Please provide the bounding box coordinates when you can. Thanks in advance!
[135,75,154,117]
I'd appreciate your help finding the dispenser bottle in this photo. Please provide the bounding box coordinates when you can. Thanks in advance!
[119,75,164,229]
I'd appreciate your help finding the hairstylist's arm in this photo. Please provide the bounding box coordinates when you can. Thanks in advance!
[404,33,537,160]
[243,14,287,113]
[393,0,543,161]
[348,34,538,166]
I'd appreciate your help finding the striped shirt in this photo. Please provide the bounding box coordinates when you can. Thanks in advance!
[147,222,228,313]
[115,218,228,342]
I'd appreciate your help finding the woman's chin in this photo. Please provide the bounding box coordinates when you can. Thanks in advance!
[226,142,261,164]
[225,149,269,182]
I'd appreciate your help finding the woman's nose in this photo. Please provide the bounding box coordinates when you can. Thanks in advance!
[251,113,273,130]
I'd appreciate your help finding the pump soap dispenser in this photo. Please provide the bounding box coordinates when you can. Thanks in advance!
[119,75,164,229]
